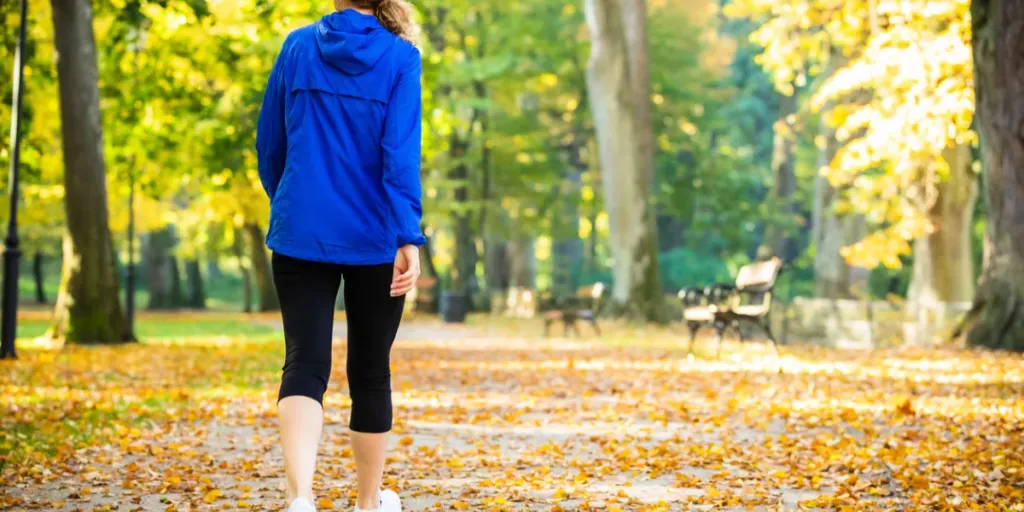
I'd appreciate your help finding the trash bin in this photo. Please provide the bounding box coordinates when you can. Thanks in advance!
[440,291,469,323]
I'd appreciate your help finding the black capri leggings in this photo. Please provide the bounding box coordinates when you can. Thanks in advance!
[272,252,405,433]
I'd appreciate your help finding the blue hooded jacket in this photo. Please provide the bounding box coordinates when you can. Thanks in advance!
[256,9,426,266]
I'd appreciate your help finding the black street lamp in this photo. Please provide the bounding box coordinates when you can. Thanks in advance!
[126,162,136,337]
[1,0,29,360]
[124,28,146,340]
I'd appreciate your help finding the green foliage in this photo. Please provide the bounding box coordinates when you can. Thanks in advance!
[0,0,861,313]
[659,248,733,291]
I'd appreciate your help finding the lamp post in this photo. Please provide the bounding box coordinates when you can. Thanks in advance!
[125,28,145,340]
[125,155,136,338]
[1,0,29,360]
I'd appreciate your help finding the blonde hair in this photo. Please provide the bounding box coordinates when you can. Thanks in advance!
[345,0,420,45]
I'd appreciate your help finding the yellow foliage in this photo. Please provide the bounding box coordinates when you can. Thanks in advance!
[730,0,975,268]
[2,320,1023,508]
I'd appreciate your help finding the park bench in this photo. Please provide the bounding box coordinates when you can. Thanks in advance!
[541,283,608,337]
[678,257,783,357]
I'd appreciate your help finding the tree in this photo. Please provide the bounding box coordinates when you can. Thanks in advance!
[907,144,978,305]
[584,0,663,321]
[762,91,799,262]
[961,0,1024,350]
[245,223,279,312]
[49,0,129,343]
[185,258,205,309]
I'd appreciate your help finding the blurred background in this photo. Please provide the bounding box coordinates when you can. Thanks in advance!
[0,0,1002,349]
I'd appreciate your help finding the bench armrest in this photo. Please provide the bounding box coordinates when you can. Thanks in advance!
[704,283,738,305]
[677,287,707,306]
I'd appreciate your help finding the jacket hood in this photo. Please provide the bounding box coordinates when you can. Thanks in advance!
[315,10,392,75]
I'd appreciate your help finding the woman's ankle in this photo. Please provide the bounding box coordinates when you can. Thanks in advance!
[288,492,315,504]
[355,490,380,510]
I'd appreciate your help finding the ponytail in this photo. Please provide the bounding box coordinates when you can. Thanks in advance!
[373,0,420,45]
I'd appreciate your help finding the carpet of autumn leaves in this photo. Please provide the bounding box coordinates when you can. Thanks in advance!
[1,315,1023,511]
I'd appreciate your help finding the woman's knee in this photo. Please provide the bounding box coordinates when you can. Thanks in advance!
[279,360,332,404]
[347,367,391,393]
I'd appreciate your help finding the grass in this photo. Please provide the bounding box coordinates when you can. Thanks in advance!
[0,312,285,469]
[14,313,282,342]
[18,256,253,312]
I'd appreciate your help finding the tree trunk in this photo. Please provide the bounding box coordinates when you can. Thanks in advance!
[908,145,978,345]
[763,91,799,262]
[585,201,600,279]
[449,134,479,299]
[206,256,222,282]
[908,144,978,304]
[144,228,176,310]
[245,223,279,311]
[508,235,536,289]
[185,258,206,309]
[584,0,664,321]
[962,0,1024,350]
[420,231,437,280]
[49,0,129,344]
[484,209,511,311]
[813,116,869,298]
[33,252,46,304]
[169,256,184,307]
[232,234,253,313]
[484,238,509,313]
[552,166,584,295]
[483,214,510,292]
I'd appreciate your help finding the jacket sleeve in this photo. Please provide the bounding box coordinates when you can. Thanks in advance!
[382,50,427,248]
[256,43,288,200]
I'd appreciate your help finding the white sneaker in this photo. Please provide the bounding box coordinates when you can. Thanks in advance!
[354,489,400,512]
[380,490,401,512]
[287,498,317,512]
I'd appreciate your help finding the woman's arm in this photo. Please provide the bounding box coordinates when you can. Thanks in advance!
[256,45,288,200]
[382,49,427,248]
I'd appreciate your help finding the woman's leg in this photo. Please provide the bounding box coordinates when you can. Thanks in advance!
[272,253,343,503]
[342,263,406,510]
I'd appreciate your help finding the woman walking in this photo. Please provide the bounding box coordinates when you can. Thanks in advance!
[255,1,424,511]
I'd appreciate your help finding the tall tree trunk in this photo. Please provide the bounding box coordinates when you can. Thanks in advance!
[961,0,1024,350]
[483,209,511,312]
[552,164,585,295]
[232,234,253,314]
[33,252,46,304]
[763,91,799,262]
[169,256,184,307]
[449,137,478,298]
[813,116,868,298]
[49,0,129,343]
[908,144,978,304]
[415,232,438,313]
[584,0,664,321]
[244,223,279,311]
[908,145,978,345]
[144,228,176,310]
[419,230,437,280]
[508,235,536,289]
[185,258,206,309]
[206,255,222,282]
[585,200,600,279]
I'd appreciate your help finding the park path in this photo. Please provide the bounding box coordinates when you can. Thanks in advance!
[7,318,1017,510]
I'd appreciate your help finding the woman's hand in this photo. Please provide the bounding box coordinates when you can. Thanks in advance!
[391,244,420,297]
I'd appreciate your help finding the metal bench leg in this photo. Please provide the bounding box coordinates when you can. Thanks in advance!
[590,318,601,336]
[714,321,727,359]
[686,322,698,355]
[567,318,581,337]
[760,319,781,357]
[544,318,552,337]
